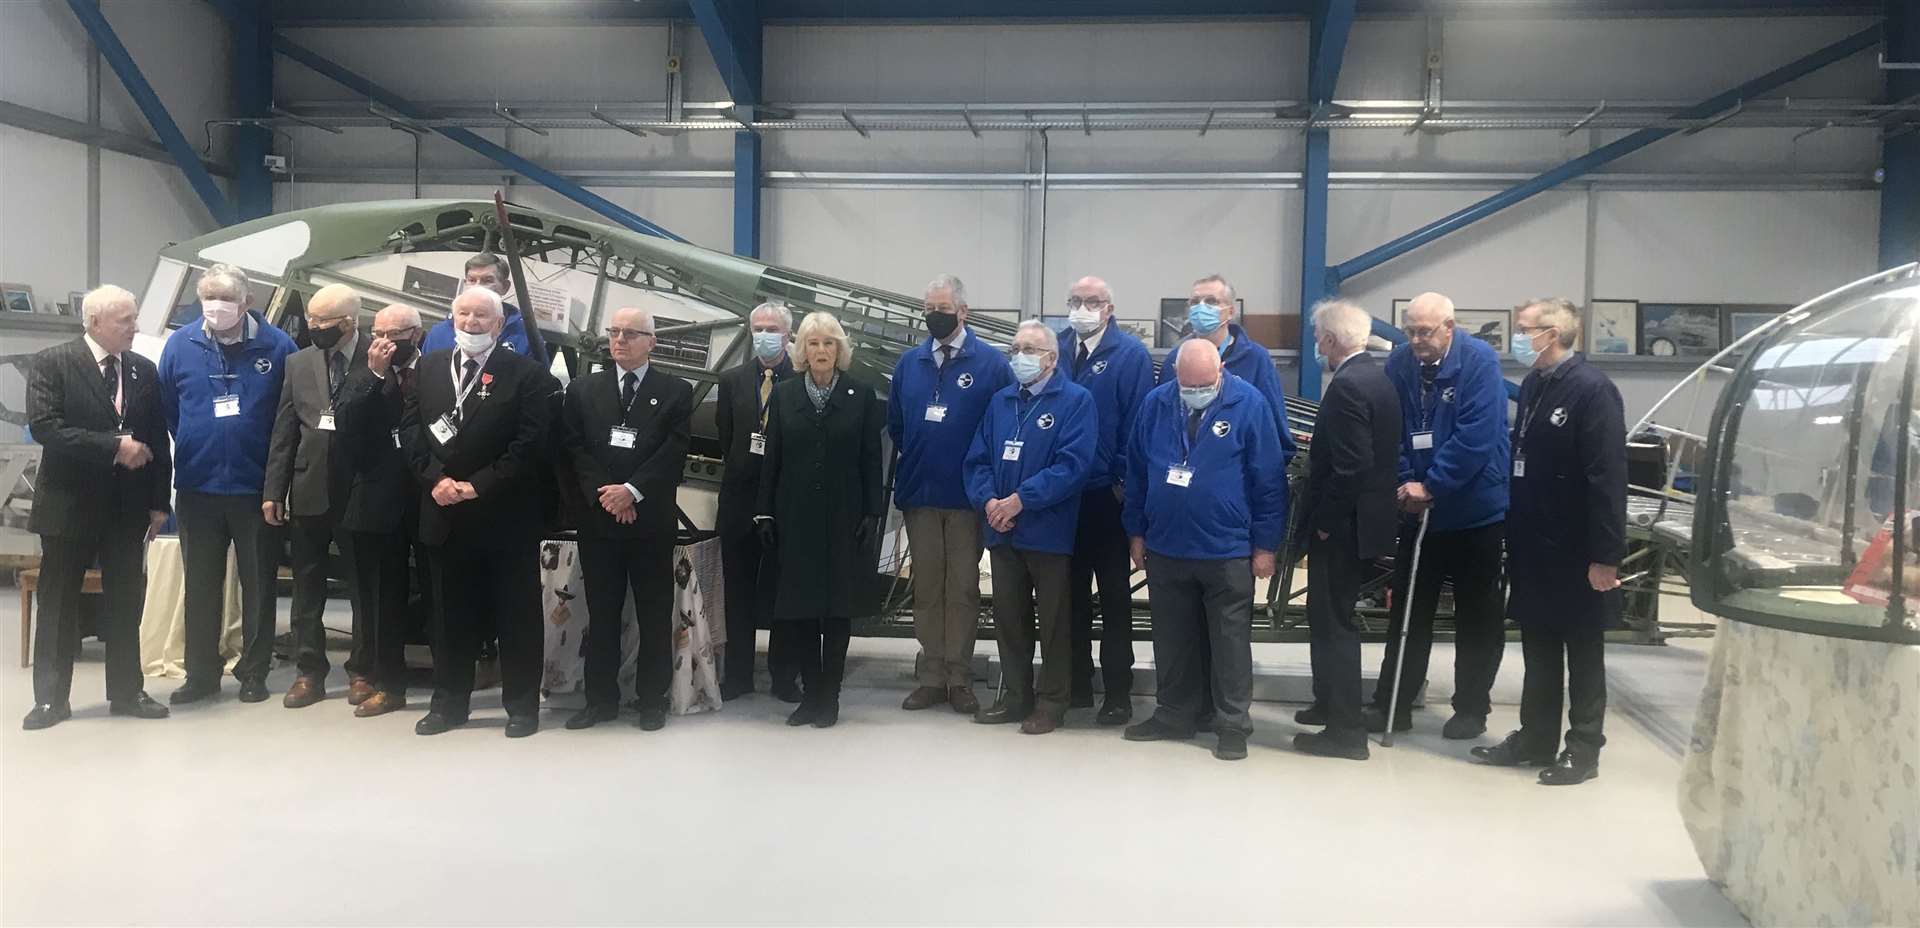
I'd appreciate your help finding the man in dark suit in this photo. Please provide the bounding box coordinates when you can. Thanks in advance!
[22,285,173,729]
[715,302,801,702]
[332,303,427,718]
[263,284,370,708]
[400,287,557,738]
[1296,299,1403,761]
[560,307,693,731]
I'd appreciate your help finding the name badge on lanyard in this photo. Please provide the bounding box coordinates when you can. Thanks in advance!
[924,404,947,423]
[213,394,241,418]
[317,411,337,431]
[429,413,457,445]
[1513,455,1526,478]
[609,426,638,449]
[1411,431,1433,451]
[391,428,402,450]
[1166,465,1193,487]
[750,432,767,455]
[1001,440,1023,462]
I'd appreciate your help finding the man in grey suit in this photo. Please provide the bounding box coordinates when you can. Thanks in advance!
[264,284,370,709]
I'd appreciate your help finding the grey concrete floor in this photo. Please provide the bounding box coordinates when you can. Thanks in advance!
[0,589,1744,927]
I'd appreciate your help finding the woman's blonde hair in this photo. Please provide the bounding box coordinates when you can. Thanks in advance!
[791,310,852,371]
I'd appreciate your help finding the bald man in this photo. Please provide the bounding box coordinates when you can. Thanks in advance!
[265,283,373,708]
[1122,339,1287,761]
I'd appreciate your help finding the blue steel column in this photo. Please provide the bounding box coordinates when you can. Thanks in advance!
[687,1,765,258]
[1883,0,1919,269]
[230,5,274,221]
[734,124,762,258]
[1297,0,1354,400]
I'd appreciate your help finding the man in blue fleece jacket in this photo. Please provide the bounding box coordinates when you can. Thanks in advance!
[1157,274,1298,465]
[158,264,297,706]
[1121,340,1287,761]
[888,274,1013,717]
[964,320,1097,735]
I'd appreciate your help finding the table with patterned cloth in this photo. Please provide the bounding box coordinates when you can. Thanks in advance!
[138,537,245,678]
[539,536,725,716]
[1679,619,1919,927]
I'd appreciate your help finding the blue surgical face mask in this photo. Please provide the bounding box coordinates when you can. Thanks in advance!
[751,330,786,362]
[1009,351,1047,385]
[1313,340,1327,370]
[1179,384,1219,411]
[1187,303,1222,336]
[1513,328,1545,367]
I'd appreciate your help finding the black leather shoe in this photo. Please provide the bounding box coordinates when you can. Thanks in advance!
[1195,712,1216,734]
[770,682,803,704]
[1442,713,1487,740]
[22,703,70,730]
[504,715,539,738]
[109,693,170,719]
[565,704,619,730]
[811,700,839,728]
[1362,704,1412,734]
[1293,731,1369,760]
[785,702,819,727]
[1471,731,1557,767]
[635,708,666,731]
[1214,729,1249,761]
[1538,749,1600,786]
[169,678,220,705]
[1293,704,1327,726]
[414,712,467,736]
[973,697,1029,725]
[1096,696,1133,726]
[237,678,271,703]
[719,681,751,702]
[1122,717,1195,742]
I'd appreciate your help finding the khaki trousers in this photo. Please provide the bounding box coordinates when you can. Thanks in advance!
[904,507,981,688]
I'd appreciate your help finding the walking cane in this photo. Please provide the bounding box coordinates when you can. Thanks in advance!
[1381,508,1430,748]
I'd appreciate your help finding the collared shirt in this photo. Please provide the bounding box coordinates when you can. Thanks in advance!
[450,344,496,394]
[1020,370,1053,400]
[1078,322,1106,357]
[204,314,257,345]
[614,361,649,398]
[932,325,969,367]
[330,329,360,368]
[84,333,124,414]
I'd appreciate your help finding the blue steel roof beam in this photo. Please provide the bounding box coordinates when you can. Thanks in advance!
[1333,23,1883,283]
[272,36,685,242]
[68,0,236,226]
[688,0,763,108]
[1297,0,1355,400]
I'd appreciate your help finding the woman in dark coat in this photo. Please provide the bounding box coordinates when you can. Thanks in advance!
[755,310,885,727]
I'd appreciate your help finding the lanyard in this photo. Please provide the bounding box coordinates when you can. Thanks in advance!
[616,369,645,426]
[449,352,486,414]
[1516,375,1565,448]
[929,340,961,405]
[200,336,242,395]
[1178,397,1221,467]
[997,390,1047,495]
[1419,372,1439,432]
[757,366,779,429]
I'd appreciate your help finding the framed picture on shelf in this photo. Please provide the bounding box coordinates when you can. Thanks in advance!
[1114,318,1156,343]
[1392,300,1510,353]
[1637,303,1722,358]
[1587,300,1638,355]
[1723,305,1791,345]
[1,284,34,314]
[1159,297,1244,349]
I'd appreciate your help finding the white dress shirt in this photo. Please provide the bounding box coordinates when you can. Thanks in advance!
[83,333,124,416]
[613,361,648,504]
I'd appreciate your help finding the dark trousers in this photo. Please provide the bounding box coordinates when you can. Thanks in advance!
[1144,553,1253,735]
[1372,520,1506,716]
[1069,487,1135,698]
[287,511,362,680]
[33,528,145,705]
[1306,534,1367,743]
[427,539,542,719]
[347,529,411,695]
[990,545,1073,717]
[789,617,851,703]
[719,510,799,692]
[578,535,674,712]
[1518,620,1608,756]
[176,490,281,683]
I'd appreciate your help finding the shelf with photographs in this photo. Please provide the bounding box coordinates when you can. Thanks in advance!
[1585,299,1793,359]
[1392,299,1510,353]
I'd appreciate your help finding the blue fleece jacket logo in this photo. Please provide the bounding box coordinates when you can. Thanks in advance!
[1211,420,1231,437]
[1036,413,1055,430]
[1092,360,1108,374]
[253,357,272,374]
[957,372,974,389]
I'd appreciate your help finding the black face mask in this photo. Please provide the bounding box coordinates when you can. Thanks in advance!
[925,310,959,341]
[309,324,346,350]
[389,340,418,366]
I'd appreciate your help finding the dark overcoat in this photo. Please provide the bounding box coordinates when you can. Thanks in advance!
[756,371,885,621]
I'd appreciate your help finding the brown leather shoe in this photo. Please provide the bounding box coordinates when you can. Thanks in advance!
[1019,711,1061,735]
[283,676,325,709]
[346,676,376,706]
[948,686,980,715]
[901,686,948,711]
[353,692,406,718]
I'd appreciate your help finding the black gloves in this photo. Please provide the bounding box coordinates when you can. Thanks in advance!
[854,514,880,551]
[756,518,777,550]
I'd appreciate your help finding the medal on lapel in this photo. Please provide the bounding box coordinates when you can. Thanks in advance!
[478,372,494,400]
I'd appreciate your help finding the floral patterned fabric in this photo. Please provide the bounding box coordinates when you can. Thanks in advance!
[1679,619,1919,927]
[539,537,724,716]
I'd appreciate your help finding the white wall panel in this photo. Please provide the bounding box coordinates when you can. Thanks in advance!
[1329,188,1588,319]
[0,0,92,120]
[1591,190,1879,304]
[98,150,221,293]
[0,127,89,304]
[275,25,676,103]
[97,0,231,144]
[765,188,1024,308]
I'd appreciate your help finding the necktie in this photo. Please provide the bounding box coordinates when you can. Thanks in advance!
[1187,408,1205,442]
[397,366,415,396]
[1075,342,1089,374]
[454,358,478,423]
[758,368,774,428]
[1019,387,1033,406]
[101,356,120,415]
[329,351,345,396]
[622,370,638,410]
[939,344,954,368]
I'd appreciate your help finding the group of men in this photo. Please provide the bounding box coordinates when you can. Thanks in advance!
[25,257,1626,784]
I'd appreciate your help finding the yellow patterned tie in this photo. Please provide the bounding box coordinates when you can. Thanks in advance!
[758,368,774,429]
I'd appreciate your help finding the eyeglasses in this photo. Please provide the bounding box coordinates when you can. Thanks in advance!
[1404,326,1446,339]
[607,328,655,341]
[371,326,418,339]
[1514,325,1556,336]
[1066,297,1109,311]
[308,317,351,329]
[1188,296,1228,308]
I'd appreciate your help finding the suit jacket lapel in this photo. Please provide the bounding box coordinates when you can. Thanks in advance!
[73,339,118,419]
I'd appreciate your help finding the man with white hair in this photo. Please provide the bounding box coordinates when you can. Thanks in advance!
[962,320,1097,734]
[158,264,297,705]
[264,283,372,709]
[1295,299,1402,761]
[1057,275,1155,724]
[715,301,802,701]
[1121,339,1287,761]
[22,286,173,729]
[888,274,1013,716]
[403,286,558,738]
[420,252,548,368]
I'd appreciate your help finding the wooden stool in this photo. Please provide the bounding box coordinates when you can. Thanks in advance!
[18,568,104,668]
